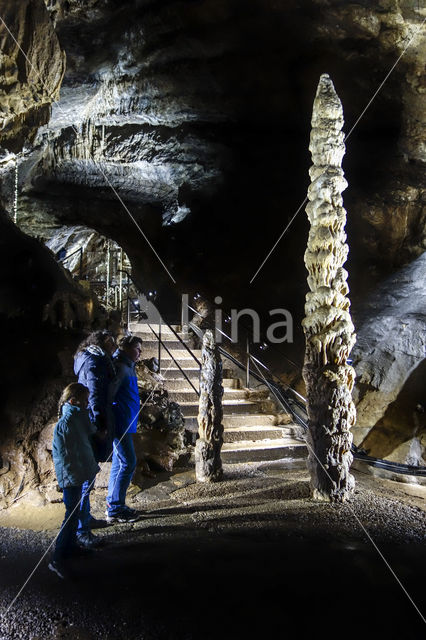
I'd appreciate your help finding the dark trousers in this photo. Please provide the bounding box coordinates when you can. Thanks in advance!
[54,485,82,560]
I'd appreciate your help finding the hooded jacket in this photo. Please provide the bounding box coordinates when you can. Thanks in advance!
[52,403,100,488]
[74,345,116,432]
[109,349,140,437]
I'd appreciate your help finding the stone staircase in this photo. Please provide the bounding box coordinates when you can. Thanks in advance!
[131,322,307,466]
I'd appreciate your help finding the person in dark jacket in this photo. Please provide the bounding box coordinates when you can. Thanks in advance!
[106,335,142,523]
[74,330,117,547]
[49,383,99,579]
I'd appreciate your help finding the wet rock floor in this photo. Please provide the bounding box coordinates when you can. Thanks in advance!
[0,462,425,639]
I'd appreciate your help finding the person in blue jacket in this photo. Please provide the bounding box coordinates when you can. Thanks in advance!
[49,383,99,579]
[74,329,117,547]
[106,334,142,523]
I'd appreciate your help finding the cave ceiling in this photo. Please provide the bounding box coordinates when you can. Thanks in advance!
[0,0,425,322]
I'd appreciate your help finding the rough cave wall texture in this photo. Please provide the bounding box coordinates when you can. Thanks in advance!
[0,0,65,152]
[0,0,424,477]
[0,209,107,504]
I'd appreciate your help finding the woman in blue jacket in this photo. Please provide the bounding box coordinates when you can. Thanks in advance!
[74,330,116,547]
[50,383,99,578]
[106,334,142,523]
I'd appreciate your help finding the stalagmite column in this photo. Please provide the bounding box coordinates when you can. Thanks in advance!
[302,74,356,502]
[195,330,224,482]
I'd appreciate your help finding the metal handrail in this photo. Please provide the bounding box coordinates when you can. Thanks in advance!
[130,293,426,479]
[250,353,426,477]
[56,246,84,279]
[188,320,306,416]
[188,321,426,477]
[58,246,82,262]
[351,449,426,477]
[188,319,308,423]
[160,321,201,368]
[117,272,200,397]
[186,298,301,371]
[120,270,201,367]
[147,324,200,397]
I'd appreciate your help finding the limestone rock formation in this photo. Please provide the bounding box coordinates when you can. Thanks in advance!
[136,363,190,472]
[0,0,65,152]
[2,0,423,301]
[351,253,426,450]
[195,330,224,482]
[302,74,356,503]
[0,0,424,488]
[0,208,106,507]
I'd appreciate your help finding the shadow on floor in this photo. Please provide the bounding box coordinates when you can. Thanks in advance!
[2,527,425,639]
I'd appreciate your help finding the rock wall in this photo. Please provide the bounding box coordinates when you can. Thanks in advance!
[360,359,426,465]
[0,0,424,470]
[0,0,65,152]
[352,252,426,456]
[4,0,422,300]
[0,208,106,507]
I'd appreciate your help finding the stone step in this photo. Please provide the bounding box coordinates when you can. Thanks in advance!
[223,425,287,443]
[130,323,180,334]
[138,334,188,353]
[159,357,201,369]
[165,378,239,391]
[161,365,238,387]
[221,438,307,463]
[140,338,198,349]
[142,347,202,360]
[180,400,261,417]
[185,414,277,430]
[222,378,241,389]
[169,388,247,402]
[135,333,187,343]
[162,367,200,380]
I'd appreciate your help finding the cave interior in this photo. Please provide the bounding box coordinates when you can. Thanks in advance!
[0,1,425,638]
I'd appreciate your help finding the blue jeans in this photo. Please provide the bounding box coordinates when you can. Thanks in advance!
[106,434,137,515]
[55,486,82,560]
[77,479,94,535]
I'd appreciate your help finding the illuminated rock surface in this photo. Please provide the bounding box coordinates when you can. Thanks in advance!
[302,74,356,502]
[195,330,224,482]
[0,0,425,510]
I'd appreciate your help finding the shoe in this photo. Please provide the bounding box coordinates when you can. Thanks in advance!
[106,507,141,524]
[76,532,104,549]
[89,515,109,529]
[48,559,69,580]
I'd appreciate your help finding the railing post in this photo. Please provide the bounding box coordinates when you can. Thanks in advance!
[246,336,250,388]
[127,294,130,330]
[181,293,189,336]
[79,247,83,279]
[158,319,162,374]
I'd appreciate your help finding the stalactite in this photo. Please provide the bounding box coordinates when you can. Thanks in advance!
[195,329,224,482]
[302,73,356,503]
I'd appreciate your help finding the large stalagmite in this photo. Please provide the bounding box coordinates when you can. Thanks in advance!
[302,74,356,503]
[195,330,224,482]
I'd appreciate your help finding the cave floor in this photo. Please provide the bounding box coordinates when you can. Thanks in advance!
[0,462,425,639]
